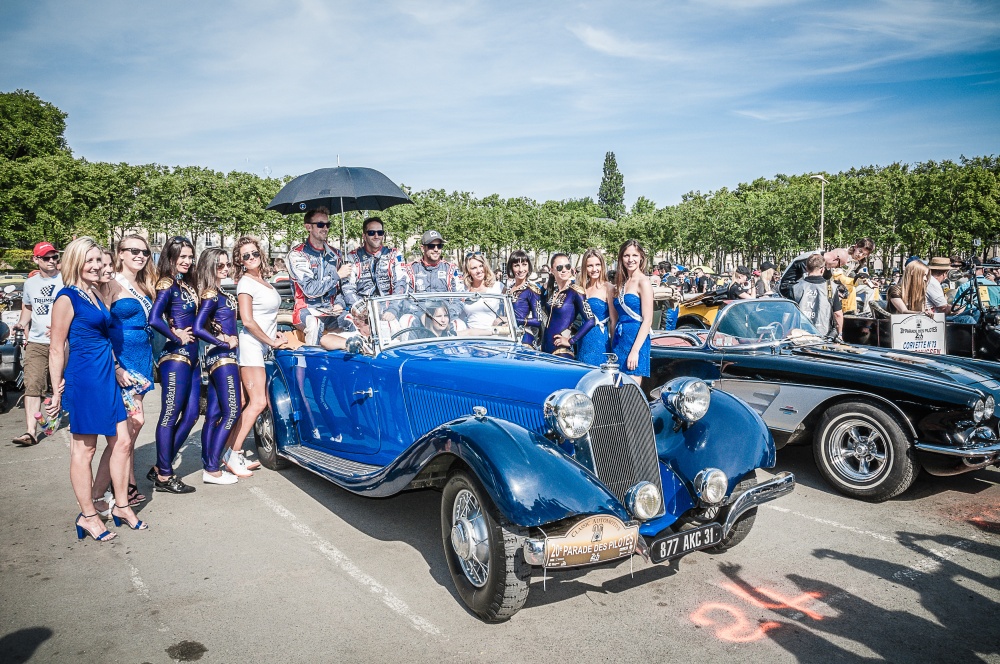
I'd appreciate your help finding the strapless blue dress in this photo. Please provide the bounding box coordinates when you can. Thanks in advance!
[612,293,650,377]
[109,295,155,394]
[576,297,610,366]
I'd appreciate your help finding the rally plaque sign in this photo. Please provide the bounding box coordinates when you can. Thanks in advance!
[543,515,639,568]
[890,313,946,355]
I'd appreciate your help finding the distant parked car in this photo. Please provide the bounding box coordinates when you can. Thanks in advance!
[253,292,795,621]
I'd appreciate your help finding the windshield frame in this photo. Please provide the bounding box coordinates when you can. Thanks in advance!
[705,299,825,351]
[367,292,518,353]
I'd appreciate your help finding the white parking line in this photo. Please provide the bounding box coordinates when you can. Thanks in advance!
[893,540,974,581]
[249,487,443,638]
[766,505,896,543]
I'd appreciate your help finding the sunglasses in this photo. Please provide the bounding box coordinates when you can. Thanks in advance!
[241,250,261,261]
[366,229,385,237]
[217,262,231,269]
[426,243,444,250]
[38,254,59,262]
[121,247,151,257]
[554,264,572,272]
[465,251,484,259]
[308,222,330,229]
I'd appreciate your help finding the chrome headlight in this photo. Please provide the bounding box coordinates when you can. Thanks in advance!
[544,389,595,440]
[660,378,712,423]
[985,395,996,418]
[694,468,728,505]
[973,398,987,423]
[625,481,662,521]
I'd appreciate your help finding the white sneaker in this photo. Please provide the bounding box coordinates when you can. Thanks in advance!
[203,470,239,485]
[224,454,253,478]
[240,451,261,471]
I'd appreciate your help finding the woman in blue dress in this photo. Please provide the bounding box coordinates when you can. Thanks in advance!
[576,248,617,366]
[612,240,653,386]
[504,250,542,347]
[48,237,146,543]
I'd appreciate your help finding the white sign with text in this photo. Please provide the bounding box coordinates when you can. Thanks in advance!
[891,313,947,355]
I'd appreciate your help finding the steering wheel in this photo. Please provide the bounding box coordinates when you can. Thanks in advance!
[757,322,785,342]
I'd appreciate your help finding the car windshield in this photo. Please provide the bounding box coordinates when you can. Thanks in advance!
[708,299,822,348]
[371,292,516,350]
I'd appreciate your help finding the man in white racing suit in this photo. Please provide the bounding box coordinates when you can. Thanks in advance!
[286,207,352,345]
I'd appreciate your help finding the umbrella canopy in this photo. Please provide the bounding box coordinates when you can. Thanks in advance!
[693,265,716,274]
[266,166,412,215]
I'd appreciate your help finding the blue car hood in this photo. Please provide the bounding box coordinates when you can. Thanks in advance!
[387,340,594,403]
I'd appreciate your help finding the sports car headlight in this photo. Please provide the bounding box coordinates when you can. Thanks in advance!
[973,398,987,423]
[694,468,728,505]
[544,389,595,440]
[625,481,662,521]
[660,378,712,423]
[985,395,996,418]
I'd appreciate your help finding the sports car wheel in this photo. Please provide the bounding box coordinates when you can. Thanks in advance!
[814,402,916,502]
[254,406,289,471]
[441,470,530,622]
[706,475,757,552]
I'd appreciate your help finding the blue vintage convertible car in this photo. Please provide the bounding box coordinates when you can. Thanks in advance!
[253,292,794,621]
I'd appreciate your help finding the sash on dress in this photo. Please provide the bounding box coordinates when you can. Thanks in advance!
[617,292,643,322]
[115,274,153,318]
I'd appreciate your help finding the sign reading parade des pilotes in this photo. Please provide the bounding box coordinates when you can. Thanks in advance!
[890,313,947,355]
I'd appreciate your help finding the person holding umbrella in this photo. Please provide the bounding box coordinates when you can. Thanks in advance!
[342,217,408,321]
[286,207,352,345]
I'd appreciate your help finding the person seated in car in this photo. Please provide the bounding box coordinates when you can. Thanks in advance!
[396,300,509,340]
[320,300,375,354]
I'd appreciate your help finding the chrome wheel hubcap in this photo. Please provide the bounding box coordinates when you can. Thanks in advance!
[256,410,275,453]
[828,418,890,483]
[450,489,490,587]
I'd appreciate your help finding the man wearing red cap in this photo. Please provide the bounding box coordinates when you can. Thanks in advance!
[12,241,63,446]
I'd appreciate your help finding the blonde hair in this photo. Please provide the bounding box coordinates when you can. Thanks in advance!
[579,248,608,289]
[233,236,272,278]
[463,253,495,289]
[60,237,102,288]
[115,234,158,297]
[901,260,930,312]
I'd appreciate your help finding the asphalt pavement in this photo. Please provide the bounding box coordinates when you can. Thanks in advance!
[1,389,998,664]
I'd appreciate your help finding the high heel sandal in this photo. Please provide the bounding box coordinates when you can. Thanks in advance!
[128,483,146,506]
[111,505,149,530]
[94,491,115,518]
[75,513,116,542]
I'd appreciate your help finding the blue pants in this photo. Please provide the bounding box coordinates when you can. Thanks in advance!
[155,346,201,476]
[202,353,242,472]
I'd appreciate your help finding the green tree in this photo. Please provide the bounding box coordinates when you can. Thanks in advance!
[598,151,625,221]
[0,89,70,161]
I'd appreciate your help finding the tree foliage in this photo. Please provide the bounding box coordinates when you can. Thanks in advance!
[598,151,625,221]
[0,89,70,161]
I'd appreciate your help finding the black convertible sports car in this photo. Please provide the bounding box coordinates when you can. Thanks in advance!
[650,299,1000,502]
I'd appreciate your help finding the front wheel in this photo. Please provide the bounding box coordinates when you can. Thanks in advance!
[254,406,289,470]
[814,401,917,502]
[706,475,758,553]
[441,470,530,622]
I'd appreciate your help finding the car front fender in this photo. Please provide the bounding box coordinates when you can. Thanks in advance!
[425,416,631,528]
[264,360,297,449]
[652,388,776,498]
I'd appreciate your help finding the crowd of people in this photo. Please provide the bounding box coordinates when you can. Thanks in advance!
[12,207,997,543]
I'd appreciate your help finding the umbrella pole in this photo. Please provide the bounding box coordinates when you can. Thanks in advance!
[340,196,346,252]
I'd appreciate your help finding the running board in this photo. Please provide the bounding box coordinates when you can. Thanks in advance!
[282,444,383,478]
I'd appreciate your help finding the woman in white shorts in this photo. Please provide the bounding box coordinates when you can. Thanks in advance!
[226,237,287,477]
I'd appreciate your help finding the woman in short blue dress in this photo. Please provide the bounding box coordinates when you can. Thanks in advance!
[611,240,653,386]
[576,248,617,365]
[48,237,146,543]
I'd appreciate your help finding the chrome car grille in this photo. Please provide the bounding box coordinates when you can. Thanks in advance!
[585,383,664,516]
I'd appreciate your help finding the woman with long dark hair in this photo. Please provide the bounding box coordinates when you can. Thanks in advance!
[147,236,200,494]
[541,252,595,358]
[504,250,542,347]
[193,248,242,485]
[612,240,653,384]
[576,248,617,365]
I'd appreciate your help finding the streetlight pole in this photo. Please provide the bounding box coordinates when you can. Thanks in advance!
[810,174,828,250]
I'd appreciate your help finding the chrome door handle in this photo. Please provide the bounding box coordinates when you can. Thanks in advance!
[353,387,374,399]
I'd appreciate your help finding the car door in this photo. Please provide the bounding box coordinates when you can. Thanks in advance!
[287,348,381,456]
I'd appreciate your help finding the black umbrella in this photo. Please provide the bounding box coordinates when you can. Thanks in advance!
[266,166,413,249]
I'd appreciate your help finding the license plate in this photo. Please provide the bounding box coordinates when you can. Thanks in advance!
[649,523,723,564]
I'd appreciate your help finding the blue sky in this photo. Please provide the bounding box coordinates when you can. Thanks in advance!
[2,0,998,207]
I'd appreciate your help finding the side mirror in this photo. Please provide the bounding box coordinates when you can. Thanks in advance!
[3,285,15,294]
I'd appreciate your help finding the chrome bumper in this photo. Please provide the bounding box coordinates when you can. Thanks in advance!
[723,471,796,537]
[915,427,1000,458]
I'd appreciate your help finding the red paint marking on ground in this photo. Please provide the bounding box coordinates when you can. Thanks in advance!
[720,582,824,620]
[690,603,781,643]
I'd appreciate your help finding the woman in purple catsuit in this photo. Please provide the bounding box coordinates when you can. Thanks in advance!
[147,237,200,494]
[504,250,542,347]
[192,248,242,485]
[541,252,596,358]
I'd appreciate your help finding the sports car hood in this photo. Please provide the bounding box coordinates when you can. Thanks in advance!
[792,343,1000,396]
[389,340,595,404]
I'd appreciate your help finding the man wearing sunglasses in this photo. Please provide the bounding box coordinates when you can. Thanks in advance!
[287,207,353,345]
[343,217,409,321]
[12,241,64,446]
[406,230,465,317]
